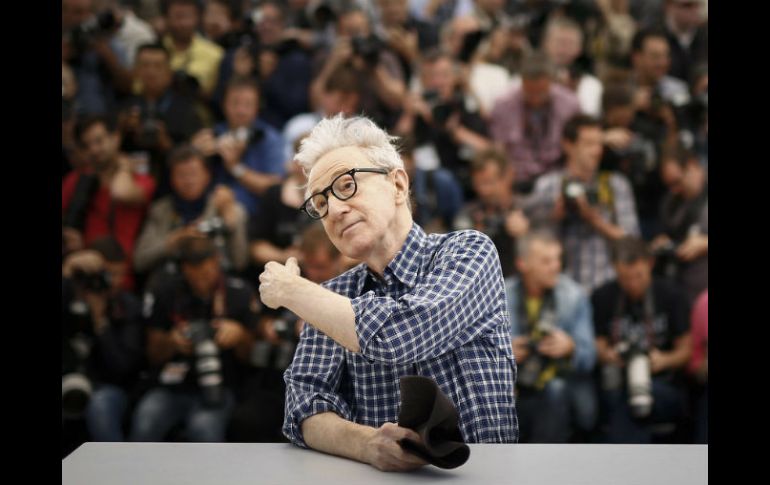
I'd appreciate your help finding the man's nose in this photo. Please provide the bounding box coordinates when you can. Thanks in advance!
[326,194,351,219]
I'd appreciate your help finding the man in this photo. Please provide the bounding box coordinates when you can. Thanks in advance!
[133,145,249,287]
[258,115,517,471]
[592,236,692,443]
[161,0,224,99]
[130,236,259,442]
[62,237,145,442]
[191,77,286,216]
[490,52,581,191]
[118,42,204,198]
[630,28,690,112]
[453,148,529,277]
[505,232,597,443]
[660,0,708,85]
[527,114,640,294]
[62,115,157,290]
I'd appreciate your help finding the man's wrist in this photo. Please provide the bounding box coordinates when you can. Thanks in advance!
[230,163,248,180]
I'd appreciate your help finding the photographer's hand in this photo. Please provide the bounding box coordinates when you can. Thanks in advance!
[83,291,110,334]
[538,329,575,359]
[648,348,669,374]
[552,195,567,222]
[512,336,531,363]
[164,225,204,253]
[213,318,248,349]
[211,185,240,228]
[504,209,530,238]
[603,127,633,150]
[218,135,248,170]
[676,233,708,262]
[63,250,105,278]
[191,128,218,157]
[171,324,194,355]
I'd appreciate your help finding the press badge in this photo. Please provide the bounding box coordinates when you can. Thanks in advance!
[159,362,190,385]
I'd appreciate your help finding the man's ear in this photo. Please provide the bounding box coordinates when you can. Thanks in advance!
[392,168,410,205]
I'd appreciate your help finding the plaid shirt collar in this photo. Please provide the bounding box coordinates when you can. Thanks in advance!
[354,222,427,294]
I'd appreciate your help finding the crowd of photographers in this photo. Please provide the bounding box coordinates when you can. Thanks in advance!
[62,0,708,455]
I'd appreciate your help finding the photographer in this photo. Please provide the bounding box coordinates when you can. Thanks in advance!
[160,0,225,99]
[453,148,529,277]
[118,43,204,198]
[191,76,285,217]
[650,143,707,304]
[309,6,407,130]
[211,1,312,130]
[592,236,692,443]
[133,145,249,289]
[62,238,145,442]
[62,0,134,115]
[130,235,259,442]
[527,114,640,294]
[62,115,157,291]
[505,232,597,443]
[394,49,491,195]
[599,82,667,240]
[489,51,581,191]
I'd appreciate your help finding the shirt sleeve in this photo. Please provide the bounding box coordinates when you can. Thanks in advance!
[282,323,352,448]
[611,174,640,236]
[351,230,506,364]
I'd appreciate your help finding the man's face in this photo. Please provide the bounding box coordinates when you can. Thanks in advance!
[422,58,456,99]
[377,0,408,27]
[519,240,562,290]
[543,26,582,67]
[166,3,200,43]
[255,4,284,46]
[307,146,405,261]
[319,89,359,117]
[105,260,128,293]
[171,158,211,201]
[135,50,172,95]
[337,11,370,38]
[63,0,93,31]
[302,247,339,283]
[181,257,221,297]
[81,122,119,168]
[565,126,604,174]
[471,161,512,207]
[522,76,551,109]
[667,0,705,31]
[635,37,670,82]
[203,1,233,41]
[224,86,259,128]
[615,259,652,301]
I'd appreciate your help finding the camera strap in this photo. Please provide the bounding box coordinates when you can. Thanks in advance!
[611,286,656,349]
[516,283,556,340]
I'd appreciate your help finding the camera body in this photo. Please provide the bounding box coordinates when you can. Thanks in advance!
[72,269,111,293]
[68,10,119,56]
[351,34,382,68]
[516,310,558,389]
[562,179,599,215]
[424,89,465,127]
[186,319,225,408]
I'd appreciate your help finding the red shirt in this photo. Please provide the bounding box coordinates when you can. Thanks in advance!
[62,170,156,290]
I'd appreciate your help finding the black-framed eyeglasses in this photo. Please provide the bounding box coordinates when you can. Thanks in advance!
[300,168,390,219]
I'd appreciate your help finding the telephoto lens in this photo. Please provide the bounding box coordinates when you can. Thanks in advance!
[626,351,653,418]
[188,319,225,408]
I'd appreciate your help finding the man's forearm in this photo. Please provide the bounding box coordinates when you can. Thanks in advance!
[282,276,360,352]
[302,412,375,464]
[111,169,146,204]
[238,169,281,196]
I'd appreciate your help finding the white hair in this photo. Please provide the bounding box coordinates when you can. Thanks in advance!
[294,115,404,180]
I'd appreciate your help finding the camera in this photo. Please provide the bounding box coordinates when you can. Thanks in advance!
[601,335,654,418]
[652,240,679,279]
[562,179,598,215]
[186,319,225,408]
[62,332,95,419]
[72,269,111,293]
[424,89,465,127]
[196,216,233,273]
[516,309,558,389]
[351,34,382,68]
[68,10,120,56]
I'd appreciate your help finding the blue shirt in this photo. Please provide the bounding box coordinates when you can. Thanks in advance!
[283,223,519,447]
[213,119,286,216]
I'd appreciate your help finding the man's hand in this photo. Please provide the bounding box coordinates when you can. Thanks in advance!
[363,422,428,472]
[165,225,204,252]
[259,257,302,309]
[537,329,575,359]
[648,348,669,374]
[512,336,531,363]
[676,233,708,262]
[504,209,530,238]
[213,318,247,349]
[552,195,567,222]
[574,195,602,226]
[63,249,105,278]
[603,127,633,150]
[191,128,218,157]
[218,135,248,170]
[171,324,194,355]
[211,185,240,227]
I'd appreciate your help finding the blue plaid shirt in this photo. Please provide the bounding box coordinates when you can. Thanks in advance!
[283,223,518,446]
